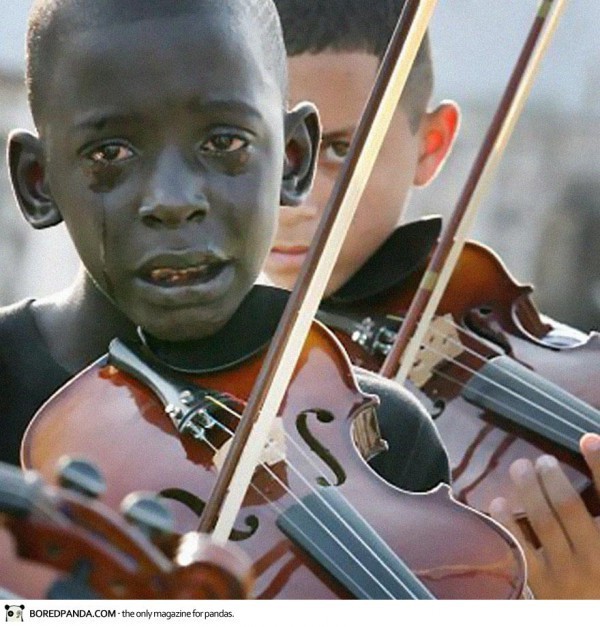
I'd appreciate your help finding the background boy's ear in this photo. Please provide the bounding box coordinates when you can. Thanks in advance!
[280,102,320,206]
[7,130,62,229]
[413,100,460,187]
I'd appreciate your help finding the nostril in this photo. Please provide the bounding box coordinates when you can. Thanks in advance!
[139,202,207,227]
[141,213,163,228]
[187,209,206,223]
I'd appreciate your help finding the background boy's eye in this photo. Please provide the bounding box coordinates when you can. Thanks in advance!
[200,133,248,154]
[322,140,350,164]
[87,144,134,164]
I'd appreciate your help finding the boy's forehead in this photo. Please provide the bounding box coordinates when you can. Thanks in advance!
[64,8,261,68]
[44,11,283,121]
[51,0,261,38]
[288,51,378,115]
[32,0,287,126]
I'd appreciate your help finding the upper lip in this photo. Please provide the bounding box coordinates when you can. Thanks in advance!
[136,250,231,276]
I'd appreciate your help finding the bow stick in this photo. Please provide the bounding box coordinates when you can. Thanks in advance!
[198,0,438,541]
[379,0,569,383]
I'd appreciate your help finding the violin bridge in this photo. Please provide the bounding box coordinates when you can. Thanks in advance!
[212,420,287,472]
[408,315,463,388]
[351,405,388,461]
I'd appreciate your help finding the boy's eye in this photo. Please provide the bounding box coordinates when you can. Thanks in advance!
[200,133,248,154]
[322,140,350,164]
[86,143,135,164]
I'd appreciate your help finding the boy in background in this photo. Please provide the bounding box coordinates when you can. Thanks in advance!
[269,0,600,599]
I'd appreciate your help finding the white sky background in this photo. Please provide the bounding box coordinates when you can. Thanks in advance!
[430,0,600,113]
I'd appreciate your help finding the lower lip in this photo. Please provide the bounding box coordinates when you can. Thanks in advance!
[134,263,235,307]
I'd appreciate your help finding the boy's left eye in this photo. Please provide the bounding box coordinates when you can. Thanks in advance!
[199,133,248,154]
[86,143,135,164]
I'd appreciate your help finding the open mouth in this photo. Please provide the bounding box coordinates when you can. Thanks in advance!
[147,262,227,287]
[137,252,231,289]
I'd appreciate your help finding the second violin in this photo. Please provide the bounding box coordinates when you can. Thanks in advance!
[319,217,600,514]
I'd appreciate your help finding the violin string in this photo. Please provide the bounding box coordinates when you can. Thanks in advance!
[421,321,598,432]
[429,315,597,422]
[385,313,599,432]
[404,313,597,427]
[199,397,420,599]
[204,399,425,599]
[412,337,591,442]
[195,435,381,599]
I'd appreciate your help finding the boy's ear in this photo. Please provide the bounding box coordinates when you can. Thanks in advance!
[281,101,320,206]
[413,100,460,187]
[7,129,62,229]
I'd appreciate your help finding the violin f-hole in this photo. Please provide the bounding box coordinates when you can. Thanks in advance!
[159,489,258,541]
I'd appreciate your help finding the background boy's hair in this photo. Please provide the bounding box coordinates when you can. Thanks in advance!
[26,0,287,127]
[273,0,433,131]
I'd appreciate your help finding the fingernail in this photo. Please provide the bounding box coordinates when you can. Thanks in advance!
[581,433,600,454]
[535,455,559,473]
[510,458,534,483]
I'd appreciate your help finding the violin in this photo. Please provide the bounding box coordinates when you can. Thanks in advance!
[19,0,527,600]
[20,315,526,599]
[0,460,251,599]
[314,0,600,520]
[318,218,600,515]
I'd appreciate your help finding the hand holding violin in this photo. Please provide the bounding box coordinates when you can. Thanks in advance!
[489,433,600,599]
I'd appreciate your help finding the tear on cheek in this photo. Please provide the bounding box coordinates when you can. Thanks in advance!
[97,194,115,301]
[87,163,123,193]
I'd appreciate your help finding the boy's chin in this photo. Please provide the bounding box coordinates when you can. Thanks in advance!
[139,313,230,344]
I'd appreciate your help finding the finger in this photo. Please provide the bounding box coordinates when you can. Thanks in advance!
[509,458,572,566]
[580,433,600,490]
[489,496,542,586]
[489,497,535,556]
[535,455,599,554]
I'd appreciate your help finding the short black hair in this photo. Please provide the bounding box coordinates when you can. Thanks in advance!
[26,0,287,126]
[273,0,433,131]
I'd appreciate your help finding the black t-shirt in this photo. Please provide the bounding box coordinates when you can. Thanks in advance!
[0,300,70,467]
[0,298,449,490]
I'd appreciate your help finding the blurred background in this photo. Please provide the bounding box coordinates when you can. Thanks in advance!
[0,0,598,331]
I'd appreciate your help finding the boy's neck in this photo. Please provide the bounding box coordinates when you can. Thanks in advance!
[33,268,137,374]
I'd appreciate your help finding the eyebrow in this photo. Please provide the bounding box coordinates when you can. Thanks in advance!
[184,98,265,121]
[322,127,356,139]
[73,112,143,131]
[73,100,265,132]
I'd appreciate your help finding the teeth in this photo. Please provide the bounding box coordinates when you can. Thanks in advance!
[150,265,210,285]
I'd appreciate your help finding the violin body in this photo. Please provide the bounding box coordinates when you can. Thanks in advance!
[22,323,525,599]
[321,239,600,515]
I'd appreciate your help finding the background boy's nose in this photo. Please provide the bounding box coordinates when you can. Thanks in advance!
[278,198,320,225]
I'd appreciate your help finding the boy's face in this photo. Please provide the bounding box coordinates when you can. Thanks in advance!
[37,11,286,341]
[264,51,455,296]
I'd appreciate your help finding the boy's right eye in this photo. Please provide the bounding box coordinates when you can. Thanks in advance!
[198,131,250,156]
[83,142,135,164]
[321,140,350,165]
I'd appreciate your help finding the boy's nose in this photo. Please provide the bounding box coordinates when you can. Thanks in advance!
[139,200,207,228]
[278,199,320,226]
[139,148,209,228]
